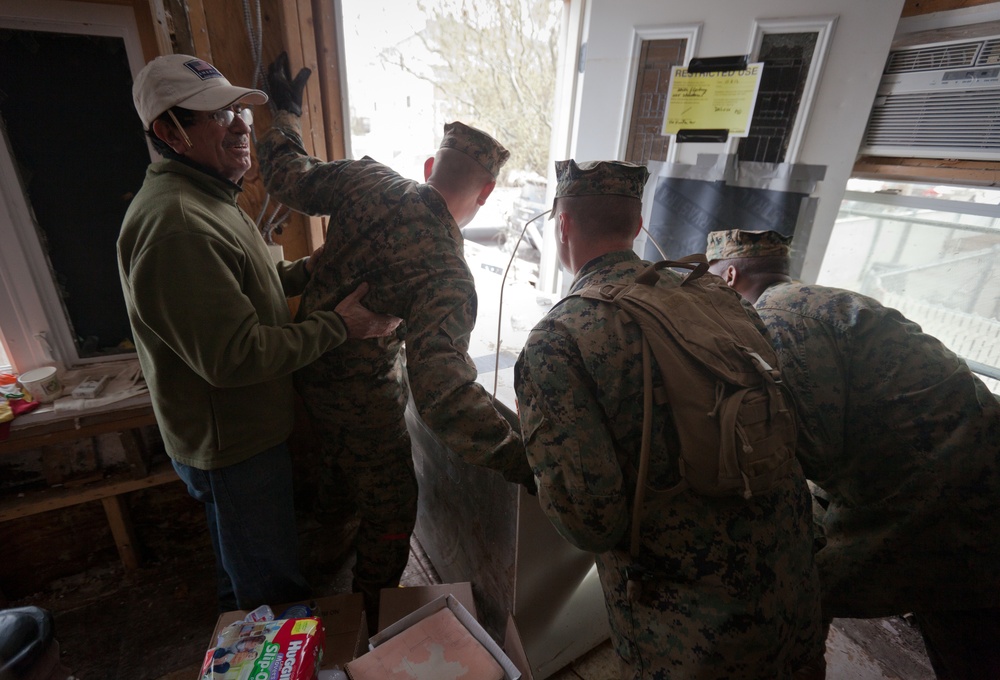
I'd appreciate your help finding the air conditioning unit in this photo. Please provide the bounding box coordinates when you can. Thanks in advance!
[859,24,1000,161]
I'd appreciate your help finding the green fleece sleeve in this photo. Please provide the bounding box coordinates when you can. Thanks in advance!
[275,255,310,297]
[127,231,346,388]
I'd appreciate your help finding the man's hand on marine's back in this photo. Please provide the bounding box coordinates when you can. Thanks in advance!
[334,282,402,339]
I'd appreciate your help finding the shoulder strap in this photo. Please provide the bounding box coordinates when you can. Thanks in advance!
[634,253,710,287]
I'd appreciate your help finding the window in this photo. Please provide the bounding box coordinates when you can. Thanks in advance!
[338,0,566,407]
[736,31,817,163]
[823,179,1000,392]
[0,1,149,373]
[623,38,687,165]
[740,16,837,164]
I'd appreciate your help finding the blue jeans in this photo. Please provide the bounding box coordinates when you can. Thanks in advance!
[171,442,310,611]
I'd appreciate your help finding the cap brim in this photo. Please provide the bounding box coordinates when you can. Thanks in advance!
[177,85,268,112]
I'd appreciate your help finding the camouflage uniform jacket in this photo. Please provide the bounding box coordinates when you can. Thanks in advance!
[756,282,1000,616]
[256,112,528,484]
[515,250,823,679]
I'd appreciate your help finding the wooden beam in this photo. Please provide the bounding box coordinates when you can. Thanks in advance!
[312,0,348,162]
[0,406,157,456]
[853,155,1000,186]
[142,0,173,57]
[102,495,140,570]
[272,0,329,251]
[186,0,213,62]
[901,0,999,17]
[119,428,151,479]
[0,462,179,522]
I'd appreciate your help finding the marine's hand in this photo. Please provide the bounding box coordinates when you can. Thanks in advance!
[305,243,324,275]
[334,282,402,339]
[267,51,311,116]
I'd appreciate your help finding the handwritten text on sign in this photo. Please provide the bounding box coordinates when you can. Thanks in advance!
[662,63,763,137]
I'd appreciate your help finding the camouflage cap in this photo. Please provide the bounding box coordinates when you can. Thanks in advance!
[551,159,650,217]
[439,121,510,178]
[705,229,792,261]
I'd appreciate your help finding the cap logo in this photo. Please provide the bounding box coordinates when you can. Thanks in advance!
[183,59,224,80]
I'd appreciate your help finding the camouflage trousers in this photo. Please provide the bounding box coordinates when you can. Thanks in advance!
[295,351,417,620]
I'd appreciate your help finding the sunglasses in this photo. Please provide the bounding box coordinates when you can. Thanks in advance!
[207,105,254,128]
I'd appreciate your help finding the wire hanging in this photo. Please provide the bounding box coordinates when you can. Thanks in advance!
[492,209,549,401]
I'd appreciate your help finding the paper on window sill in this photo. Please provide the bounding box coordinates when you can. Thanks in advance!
[53,384,149,413]
[52,360,148,413]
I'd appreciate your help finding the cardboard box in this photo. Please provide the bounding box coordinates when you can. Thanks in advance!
[503,614,534,680]
[377,583,533,680]
[346,594,521,680]
[378,582,476,633]
[208,593,367,672]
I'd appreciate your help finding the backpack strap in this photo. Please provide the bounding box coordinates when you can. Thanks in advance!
[634,254,710,287]
[628,334,692,558]
[629,336,654,563]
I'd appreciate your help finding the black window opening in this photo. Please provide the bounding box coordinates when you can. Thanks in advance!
[0,29,149,359]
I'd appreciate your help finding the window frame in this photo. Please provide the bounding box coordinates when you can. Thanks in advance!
[739,16,838,164]
[831,182,1000,387]
[0,0,150,373]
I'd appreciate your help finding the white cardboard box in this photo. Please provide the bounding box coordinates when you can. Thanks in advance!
[348,594,521,680]
[378,582,476,633]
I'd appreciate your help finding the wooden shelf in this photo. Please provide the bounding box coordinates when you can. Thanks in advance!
[0,400,177,573]
[0,460,178,523]
[0,400,157,456]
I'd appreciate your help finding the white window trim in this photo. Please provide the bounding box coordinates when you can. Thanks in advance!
[0,0,149,372]
[737,15,839,163]
[616,22,703,165]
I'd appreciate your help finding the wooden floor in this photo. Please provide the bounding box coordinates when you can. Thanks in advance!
[7,480,934,680]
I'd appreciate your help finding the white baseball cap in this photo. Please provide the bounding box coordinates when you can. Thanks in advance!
[132,54,268,130]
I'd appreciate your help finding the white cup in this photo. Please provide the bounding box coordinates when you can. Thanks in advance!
[18,366,63,403]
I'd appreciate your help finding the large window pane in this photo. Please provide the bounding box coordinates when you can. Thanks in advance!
[339,0,564,405]
[822,180,1000,392]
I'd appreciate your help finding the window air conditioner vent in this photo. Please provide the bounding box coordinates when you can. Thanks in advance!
[861,31,1000,161]
[863,89,1000,155]
[979,38,1000,66]
[885,42,980,73]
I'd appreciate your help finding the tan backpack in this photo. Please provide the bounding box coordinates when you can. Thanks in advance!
[569,254,797,511]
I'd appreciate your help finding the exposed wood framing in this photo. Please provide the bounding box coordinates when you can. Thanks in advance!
[69,0,162,60]
[853,156,1000,187]
[184,0,212,62]
[313,0,348,162]
[101,495,140,570]
[901,0,999,16]
[275,0,330,250]
[0,462,178,522]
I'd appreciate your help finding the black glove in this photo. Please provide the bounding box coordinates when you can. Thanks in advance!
[267,51,311,116]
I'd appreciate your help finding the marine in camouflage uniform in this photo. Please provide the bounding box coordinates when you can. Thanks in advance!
[256,56,532,620]
[707,229,1000,679]
[514,161,823,679]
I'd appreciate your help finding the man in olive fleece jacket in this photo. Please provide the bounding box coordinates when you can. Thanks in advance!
[119,54,399,611]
